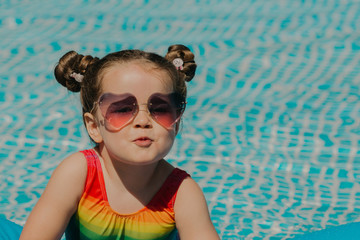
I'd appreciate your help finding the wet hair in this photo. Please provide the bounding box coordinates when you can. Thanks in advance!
[54,44,196,126]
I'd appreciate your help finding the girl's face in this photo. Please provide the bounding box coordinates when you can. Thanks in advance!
[92,61,177,165]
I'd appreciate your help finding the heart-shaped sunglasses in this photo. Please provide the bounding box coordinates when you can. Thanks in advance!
[92,92,186,131]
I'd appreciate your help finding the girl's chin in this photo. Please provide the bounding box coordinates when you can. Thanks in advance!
[114,155,166,166]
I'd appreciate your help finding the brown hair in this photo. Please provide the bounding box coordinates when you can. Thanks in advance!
[54,44,197,123]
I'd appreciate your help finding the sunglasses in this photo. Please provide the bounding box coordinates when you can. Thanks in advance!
[93,92,186,131]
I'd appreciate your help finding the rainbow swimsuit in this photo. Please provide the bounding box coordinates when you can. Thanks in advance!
[65,149,190,240]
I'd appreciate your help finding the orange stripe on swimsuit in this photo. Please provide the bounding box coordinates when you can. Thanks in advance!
[65,149,189,240]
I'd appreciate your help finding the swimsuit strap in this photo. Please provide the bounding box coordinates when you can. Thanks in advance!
[149,168,190,211]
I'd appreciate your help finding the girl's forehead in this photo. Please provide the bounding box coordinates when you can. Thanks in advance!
[101,61,174,95]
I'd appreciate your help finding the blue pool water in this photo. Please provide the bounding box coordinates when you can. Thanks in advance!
[1,0,360,239]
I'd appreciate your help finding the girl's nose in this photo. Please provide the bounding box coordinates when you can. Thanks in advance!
[133,104,152,128]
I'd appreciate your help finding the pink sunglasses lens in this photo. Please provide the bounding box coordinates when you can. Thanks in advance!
[99,93,137,130]
[149,93,185,129]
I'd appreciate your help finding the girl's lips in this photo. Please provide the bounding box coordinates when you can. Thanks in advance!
[133,137,153,147]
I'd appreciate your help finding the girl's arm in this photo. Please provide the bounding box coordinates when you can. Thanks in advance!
[175,178,220,240]
[20,152,87,240]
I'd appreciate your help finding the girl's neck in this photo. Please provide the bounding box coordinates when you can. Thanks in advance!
[95,145,169,195]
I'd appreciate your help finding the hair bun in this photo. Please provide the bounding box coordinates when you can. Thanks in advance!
[54,51,98,92]
[165,44,197,82]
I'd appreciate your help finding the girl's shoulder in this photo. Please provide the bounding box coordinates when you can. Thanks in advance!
[50,151,88,194]
[173,174,220,239]
[172,170,209,219]
[20,151,89,239]
[57,151,88,174]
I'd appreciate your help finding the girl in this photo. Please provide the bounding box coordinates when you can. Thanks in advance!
[20,45,219,240]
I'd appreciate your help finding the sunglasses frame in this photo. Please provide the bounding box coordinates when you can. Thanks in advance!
[90,92,186,131]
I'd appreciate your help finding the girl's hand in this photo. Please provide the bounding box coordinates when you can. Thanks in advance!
[175,178,220,240]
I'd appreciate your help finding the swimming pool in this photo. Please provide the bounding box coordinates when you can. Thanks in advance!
[1,0,360,239]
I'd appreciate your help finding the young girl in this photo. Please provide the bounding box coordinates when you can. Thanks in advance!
[20,45,219,240]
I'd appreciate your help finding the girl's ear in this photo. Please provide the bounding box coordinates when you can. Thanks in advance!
[175,121,180,135]
[84,112,103,143]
